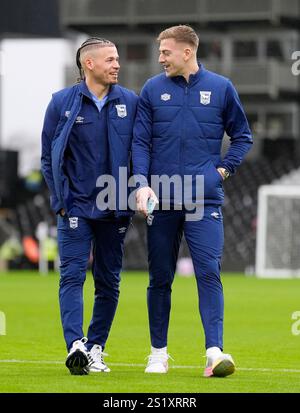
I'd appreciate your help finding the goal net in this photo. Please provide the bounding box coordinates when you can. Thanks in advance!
[256,185,300,278]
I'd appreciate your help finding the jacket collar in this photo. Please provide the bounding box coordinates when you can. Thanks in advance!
[106,84,123,102]
[78,81,122,102]
[171,62,206,87]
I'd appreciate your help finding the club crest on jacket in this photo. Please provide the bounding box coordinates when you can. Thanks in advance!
[116,104,127,118]
[200,91,211,105]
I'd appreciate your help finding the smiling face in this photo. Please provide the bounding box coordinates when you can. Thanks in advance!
[158,38,192,78]
[81,45,120,86]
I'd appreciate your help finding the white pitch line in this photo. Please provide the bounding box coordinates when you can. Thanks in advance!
[0,359,63,365]
[0,359,300,373]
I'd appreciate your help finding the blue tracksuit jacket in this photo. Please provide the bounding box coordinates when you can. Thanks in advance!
[132,64,252,205]
[41,81,138,216]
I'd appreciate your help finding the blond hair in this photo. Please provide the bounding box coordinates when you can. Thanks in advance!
[79,40,115,68]
[157,25,199,50]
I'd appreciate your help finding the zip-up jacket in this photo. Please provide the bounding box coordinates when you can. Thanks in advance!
[41,81,138,216]
[132,65,252,206]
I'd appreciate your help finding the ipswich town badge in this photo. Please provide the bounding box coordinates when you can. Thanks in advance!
[69,217,78,229]
[116,104,127,118]
[200,91,211,105]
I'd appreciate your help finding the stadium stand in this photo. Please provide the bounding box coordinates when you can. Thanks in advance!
[0,0,299,274]
[221,157,300,271]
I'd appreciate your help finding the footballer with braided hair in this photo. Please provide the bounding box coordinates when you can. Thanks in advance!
[41,38,138,375]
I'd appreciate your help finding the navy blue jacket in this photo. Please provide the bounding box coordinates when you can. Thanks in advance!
[132,65,252,206]
[41,81,138,216]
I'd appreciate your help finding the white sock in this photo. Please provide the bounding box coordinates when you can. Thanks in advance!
[151,346,167,354]
[206,346,222,358]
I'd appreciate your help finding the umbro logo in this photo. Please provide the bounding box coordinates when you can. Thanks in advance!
[211,212,220,219]
[118,227,127,234]
[161,93,171,101]
[64,111,85,123]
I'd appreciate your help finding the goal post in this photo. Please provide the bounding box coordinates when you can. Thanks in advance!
[256,185,300,278]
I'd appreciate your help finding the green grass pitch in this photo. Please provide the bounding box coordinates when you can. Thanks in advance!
[0,271,300,393]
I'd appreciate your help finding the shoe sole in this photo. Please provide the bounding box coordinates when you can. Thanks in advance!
[89,367,111,373]
[212,359,235,377]
[65,349,89,375]
[89,369,110,373]
[145,364,168,374]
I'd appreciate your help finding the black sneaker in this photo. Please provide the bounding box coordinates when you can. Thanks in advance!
[65,337,89,375]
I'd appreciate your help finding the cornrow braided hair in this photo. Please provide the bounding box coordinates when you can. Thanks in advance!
[76,37,115,81]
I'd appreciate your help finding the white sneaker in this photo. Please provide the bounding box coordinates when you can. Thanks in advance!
[145,348,172,373]
[87,345,110,373]
[204,347,235,377]
[65,337,89,375]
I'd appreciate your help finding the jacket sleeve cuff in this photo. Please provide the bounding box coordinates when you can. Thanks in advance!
[216,162,234,175]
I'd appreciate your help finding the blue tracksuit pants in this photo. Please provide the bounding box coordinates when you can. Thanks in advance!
[147,206,224,350]
[57,215,130,351]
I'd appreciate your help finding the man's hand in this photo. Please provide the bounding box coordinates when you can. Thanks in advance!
[217,167,230,180]
[58,208,66,217]
[136,187,158,217]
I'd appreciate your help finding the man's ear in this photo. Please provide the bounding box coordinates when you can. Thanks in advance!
[85,57,94,70]
[183,47,193,62]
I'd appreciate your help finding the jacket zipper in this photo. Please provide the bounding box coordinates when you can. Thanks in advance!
[180,85,188,178]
